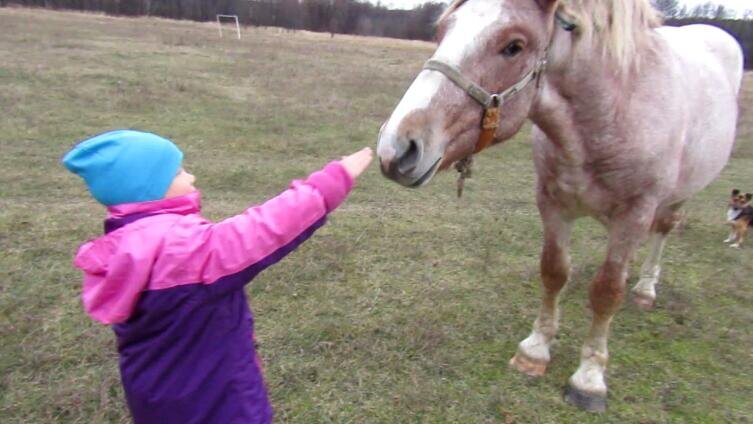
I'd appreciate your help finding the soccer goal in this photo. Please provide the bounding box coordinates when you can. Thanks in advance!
[216,14,241,40]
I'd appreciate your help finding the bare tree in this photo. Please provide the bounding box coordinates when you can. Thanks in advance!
[653,0,679,18]
[690,2,719,18]
[713,4,731,19]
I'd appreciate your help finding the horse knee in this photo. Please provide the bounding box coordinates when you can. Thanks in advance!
[541,247,569,292]
[541,262,568,291]
[589,263,627,316]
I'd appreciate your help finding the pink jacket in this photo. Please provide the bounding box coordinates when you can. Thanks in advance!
[74,161,353,324]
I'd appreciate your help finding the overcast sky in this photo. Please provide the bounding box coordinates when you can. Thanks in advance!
[373,0,751,17]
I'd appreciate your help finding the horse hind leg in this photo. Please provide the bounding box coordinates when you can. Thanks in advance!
[631,209,681,310]
[510,208,572,377]
[631,232,666,310]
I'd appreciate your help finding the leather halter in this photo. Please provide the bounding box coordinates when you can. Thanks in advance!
[422,13,576,155]
[423,57,547,154]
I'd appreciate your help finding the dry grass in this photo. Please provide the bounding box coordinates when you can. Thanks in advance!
[1,7,752,423]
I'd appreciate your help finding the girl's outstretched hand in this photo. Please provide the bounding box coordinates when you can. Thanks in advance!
[340,147,373,180]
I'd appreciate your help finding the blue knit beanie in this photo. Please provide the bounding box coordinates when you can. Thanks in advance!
[63,130,184,206]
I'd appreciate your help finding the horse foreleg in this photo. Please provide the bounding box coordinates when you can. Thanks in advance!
[566,211,651,412]
[510,208,572,377]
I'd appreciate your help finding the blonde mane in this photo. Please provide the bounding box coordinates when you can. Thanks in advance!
[438,0,662,70]
[558,0,662,70]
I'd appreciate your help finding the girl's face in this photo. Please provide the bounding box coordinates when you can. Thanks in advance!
[164,168,196,199]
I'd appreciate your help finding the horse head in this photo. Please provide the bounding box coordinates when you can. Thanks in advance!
[377,0,558,187]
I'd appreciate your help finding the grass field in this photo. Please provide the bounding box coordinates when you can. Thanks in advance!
[1,7,752,423]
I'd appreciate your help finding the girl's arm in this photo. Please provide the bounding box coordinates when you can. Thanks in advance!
[197,161,354,286]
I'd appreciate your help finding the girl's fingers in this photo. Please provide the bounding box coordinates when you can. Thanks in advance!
[341,147,373,179]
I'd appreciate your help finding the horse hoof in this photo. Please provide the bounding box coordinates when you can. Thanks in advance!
[632,292,655,311]
[564,385,607,412]
[509,351,548,377]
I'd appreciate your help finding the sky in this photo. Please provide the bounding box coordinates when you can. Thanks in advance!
[373,0,752,17]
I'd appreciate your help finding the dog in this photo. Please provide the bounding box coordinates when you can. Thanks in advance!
[725,189,753,248]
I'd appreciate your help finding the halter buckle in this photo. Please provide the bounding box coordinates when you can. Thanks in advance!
[489,94,501,108]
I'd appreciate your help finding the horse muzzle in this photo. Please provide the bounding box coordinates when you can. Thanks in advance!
[377,129,442,188]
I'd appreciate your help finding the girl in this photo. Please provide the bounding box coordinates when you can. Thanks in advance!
[63,129,372,423]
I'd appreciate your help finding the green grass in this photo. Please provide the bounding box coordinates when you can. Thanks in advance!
[1,7,752,423]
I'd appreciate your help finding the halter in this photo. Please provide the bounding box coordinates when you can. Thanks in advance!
[422,12,576,196]
[423,57,547,154]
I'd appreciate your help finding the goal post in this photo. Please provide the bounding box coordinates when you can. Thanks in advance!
[216,14,241,40]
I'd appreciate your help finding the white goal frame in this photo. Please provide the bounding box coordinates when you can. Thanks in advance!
[216,14,241,40]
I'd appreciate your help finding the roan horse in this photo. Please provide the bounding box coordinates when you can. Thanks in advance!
[376,0,743,411]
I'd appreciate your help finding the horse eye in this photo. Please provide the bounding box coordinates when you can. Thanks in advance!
[501,41,524,57]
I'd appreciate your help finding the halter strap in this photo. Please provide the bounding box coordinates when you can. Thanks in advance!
[423,58,546,110]
[423,60,495,107]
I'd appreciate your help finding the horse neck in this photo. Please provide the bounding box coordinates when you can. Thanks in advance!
[528,46,634,163]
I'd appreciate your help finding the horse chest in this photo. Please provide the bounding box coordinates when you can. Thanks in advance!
[541,164,613,217]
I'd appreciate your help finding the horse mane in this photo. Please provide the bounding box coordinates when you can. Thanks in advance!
[559,0,662,70]
[438,0,663,71]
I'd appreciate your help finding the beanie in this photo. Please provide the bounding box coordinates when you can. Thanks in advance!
[62,130,184,206]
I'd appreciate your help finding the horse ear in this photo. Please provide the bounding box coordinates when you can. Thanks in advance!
[732,189,740,196]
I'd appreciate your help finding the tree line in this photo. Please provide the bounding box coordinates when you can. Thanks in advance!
[246,0,444,40]
[0,0,446,41]
[1,0,750,68]
[655,0,752,20]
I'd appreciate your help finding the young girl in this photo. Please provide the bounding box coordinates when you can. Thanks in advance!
[63,129,372,423]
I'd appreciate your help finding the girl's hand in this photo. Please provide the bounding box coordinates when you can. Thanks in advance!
[340,147,373,179]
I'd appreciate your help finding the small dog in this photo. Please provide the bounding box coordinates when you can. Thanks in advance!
[725,189,753,248]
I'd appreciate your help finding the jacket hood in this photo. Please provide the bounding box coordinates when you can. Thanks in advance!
[74,191,201,324]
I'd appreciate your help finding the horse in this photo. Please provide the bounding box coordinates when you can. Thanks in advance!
[376,0,743,412]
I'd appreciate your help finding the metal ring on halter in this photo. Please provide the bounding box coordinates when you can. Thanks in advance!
[489,94,500,108]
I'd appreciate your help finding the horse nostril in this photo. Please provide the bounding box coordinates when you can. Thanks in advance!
[397,139,420,174]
